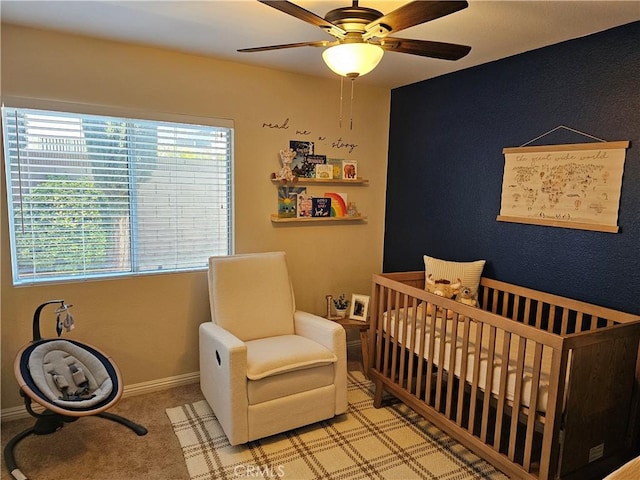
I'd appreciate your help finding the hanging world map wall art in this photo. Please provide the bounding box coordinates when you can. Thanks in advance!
[497,141,629,233]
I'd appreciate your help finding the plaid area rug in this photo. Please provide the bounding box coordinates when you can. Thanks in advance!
[166,371,508,480]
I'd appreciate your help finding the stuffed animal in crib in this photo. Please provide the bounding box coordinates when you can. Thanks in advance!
[456,286,478,307]
[425,274,461,319]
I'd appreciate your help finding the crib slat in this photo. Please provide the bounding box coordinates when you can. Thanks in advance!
[389,291,402,383]
[435,313,448,412]
[508,336,528,461]
[456,317,472,427]
[535,301,543,329]
[493,330,512,450]
[381,288,393,376]
[501,292,510,318]
[481,286,490,312]
[415,302,428,400]
[523,297,532,326]
[523,341,544,470]
[480,325,497,442]
[424,302,438,406]
[397,293,409,388]
[468,320,484,434]
[490,289,499,314]
[547,304,556,333]
[512,295,521,323]
[560,308,570,335]
[406,296,419,395]
[374,285,385,371]
[445,312,460,418]
[575,311,584,333]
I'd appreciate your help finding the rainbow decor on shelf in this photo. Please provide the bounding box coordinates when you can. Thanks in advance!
[325,192,348,217]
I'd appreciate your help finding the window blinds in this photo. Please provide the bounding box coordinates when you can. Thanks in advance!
[2,106,233,285]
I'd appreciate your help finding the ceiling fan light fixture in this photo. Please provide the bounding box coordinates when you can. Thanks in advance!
[322,43,384,78]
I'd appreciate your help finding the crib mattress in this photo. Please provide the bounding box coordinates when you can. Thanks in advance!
[381,304,556,414]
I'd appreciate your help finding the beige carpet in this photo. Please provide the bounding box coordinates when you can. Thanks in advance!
[167,371,508,480]
[1,382,204,480]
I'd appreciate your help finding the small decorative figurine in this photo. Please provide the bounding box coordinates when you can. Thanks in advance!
[325,295,333,318]
[273,148,297,183]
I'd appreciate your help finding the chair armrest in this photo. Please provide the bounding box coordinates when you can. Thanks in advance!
[294,311,348,414]
[199,322,249,445]
[294,311,344,351]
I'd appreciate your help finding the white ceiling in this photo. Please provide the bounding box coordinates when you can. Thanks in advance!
[1,1,639,89]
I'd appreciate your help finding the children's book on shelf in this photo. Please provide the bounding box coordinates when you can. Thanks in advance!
[324,192,348,217]
[297,194,313,218]
[290,140,313,156]
[314,164,333,180]
[311,197,331,217]
[278,186,306,218]
[342,160,358,179]
[326,158,344,179]
[289,140,314,177]
[302,154,326,178]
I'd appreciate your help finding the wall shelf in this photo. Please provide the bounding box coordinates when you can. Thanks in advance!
[270,214,367,224]
[271,177,369,186]
[272,176,368,225]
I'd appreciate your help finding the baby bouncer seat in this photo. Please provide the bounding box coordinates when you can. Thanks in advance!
[4,300,147,480]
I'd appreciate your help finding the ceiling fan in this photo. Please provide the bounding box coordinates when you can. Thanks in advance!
[239,0,472,78]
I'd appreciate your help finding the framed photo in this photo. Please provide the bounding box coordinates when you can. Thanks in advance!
[349,294,370,322]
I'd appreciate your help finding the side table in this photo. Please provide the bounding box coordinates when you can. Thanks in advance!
[326,316,369,376]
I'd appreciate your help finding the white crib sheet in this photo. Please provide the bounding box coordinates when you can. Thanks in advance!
[381,304,556,414]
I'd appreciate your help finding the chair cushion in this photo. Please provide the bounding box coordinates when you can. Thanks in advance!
[247,364,334,405]
[208,252,295,341]
[245,335,337,380]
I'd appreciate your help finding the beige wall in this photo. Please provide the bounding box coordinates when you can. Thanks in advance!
[0,25,390,411]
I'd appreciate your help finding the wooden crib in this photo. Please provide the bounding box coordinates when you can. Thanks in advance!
[368,271,640,480]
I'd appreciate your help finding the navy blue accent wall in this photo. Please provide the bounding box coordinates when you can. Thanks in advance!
[385,22,640,314]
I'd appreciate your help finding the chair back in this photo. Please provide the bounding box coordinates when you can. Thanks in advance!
[208,252,295,341]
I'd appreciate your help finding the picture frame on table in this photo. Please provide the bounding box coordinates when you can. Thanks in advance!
[349,294,370,322]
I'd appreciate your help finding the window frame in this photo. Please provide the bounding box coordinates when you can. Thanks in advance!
[2,97,235,286]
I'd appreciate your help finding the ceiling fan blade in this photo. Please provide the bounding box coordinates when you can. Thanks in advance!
[374,37,471,61]
[239,40,337,53]
[259,1,346,37]
[365,1,468,38]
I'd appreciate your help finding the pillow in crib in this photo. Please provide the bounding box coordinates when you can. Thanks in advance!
[423,255,486,295]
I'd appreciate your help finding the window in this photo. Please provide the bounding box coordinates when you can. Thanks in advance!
[2,103,233,285]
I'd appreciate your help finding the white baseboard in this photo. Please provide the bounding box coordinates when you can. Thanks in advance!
[0,405,37,423]
[122,371,200,398]
[1,371,200,423]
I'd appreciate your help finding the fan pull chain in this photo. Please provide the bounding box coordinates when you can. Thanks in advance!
[339,76,344,129]
[350,78,355,130]
[337,76,355,130]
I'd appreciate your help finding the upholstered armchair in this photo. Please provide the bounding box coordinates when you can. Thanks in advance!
[199,251,348,446]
